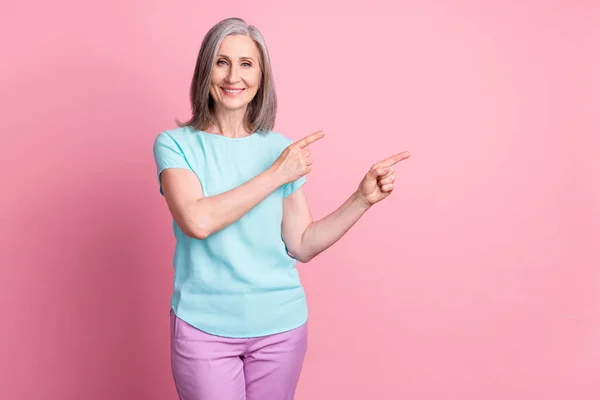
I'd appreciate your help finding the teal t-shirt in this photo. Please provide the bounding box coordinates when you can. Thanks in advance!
[153,126,308,338]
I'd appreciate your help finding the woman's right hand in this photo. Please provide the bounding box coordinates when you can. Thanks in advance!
[270,130,325,185]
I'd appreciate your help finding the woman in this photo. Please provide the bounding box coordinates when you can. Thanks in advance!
[153,17,410,400]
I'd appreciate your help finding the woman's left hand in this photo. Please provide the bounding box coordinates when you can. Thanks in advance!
[356,151,411,207]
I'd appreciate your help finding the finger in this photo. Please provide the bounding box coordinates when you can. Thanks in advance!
[381,183,394,192]
[305,158,313,166]
[369,166,390,178]
[378,174,395,185]
[376,151,411,168]
[378,166,394,179]
[293,130,325,149]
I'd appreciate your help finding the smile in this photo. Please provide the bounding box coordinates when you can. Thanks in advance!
[221,87,245,96]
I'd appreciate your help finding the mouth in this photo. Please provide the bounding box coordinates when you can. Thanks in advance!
[220,87,245,96]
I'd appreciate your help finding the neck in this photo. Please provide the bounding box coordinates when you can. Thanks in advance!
[206,106,251,138]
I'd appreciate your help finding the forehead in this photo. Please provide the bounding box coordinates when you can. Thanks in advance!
[218,34,259,58]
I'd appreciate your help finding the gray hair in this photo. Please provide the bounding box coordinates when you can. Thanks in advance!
[177,17,277,133]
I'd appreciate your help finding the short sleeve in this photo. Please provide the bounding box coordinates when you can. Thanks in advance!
[283,175,307,198]
[153,132,192,196]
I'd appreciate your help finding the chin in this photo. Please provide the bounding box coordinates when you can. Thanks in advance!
[220,102,249,111]
[219,97,252,110]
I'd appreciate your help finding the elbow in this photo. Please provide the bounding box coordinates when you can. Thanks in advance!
[290,249,314,263]
[179,219,212,240]
[180,225,209,240]
[298,255,313,263]
[190,223,213,240]
[190,229,210,240]
[300,251,314,263]
[287,235,316,263]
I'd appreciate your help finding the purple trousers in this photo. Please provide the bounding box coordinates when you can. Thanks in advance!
[170,309,308,400]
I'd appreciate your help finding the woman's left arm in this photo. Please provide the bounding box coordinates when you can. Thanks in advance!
[282,151,410,263]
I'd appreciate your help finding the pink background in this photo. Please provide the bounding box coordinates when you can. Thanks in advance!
[2,1,599,399]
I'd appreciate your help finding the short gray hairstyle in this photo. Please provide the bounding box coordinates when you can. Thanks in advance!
[177,17,277,133]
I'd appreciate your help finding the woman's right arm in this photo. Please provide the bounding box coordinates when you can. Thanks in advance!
[160,130,324,240]
[160,167,283,239]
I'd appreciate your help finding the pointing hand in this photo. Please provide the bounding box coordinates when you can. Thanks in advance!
[356,151,411,207]
[271,130,325,185]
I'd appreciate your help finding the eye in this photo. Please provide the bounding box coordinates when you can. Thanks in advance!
[241,61,252,68]
[216,59,228,66]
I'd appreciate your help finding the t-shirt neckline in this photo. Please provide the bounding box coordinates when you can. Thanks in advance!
[190,126,259,141]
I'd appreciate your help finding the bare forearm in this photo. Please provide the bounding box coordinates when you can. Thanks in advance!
[191,168,282,238]
[298,192,371,261]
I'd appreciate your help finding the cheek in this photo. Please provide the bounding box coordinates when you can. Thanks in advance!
[246,71,262,89]
[211,69,225,85]
[209,73,224,97]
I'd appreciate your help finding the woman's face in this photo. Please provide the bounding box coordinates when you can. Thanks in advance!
[209,34,262,113]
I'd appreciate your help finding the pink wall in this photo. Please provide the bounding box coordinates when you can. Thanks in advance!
[2,1,598,399]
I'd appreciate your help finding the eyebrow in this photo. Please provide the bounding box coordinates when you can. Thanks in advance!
[216,54,255,62]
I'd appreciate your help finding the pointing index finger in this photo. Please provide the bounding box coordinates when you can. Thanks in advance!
[377,151,411,167]
[293,130,325,149]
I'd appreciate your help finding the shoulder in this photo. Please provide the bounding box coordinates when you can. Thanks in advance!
[153,127,197,158]
[154,126,192,146]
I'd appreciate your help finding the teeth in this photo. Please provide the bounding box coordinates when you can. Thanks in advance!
[224,89,243,93]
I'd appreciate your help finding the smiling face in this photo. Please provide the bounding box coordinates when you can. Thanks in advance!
[209,34,262,114]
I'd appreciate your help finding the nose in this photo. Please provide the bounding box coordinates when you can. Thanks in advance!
[225,64,240,83]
